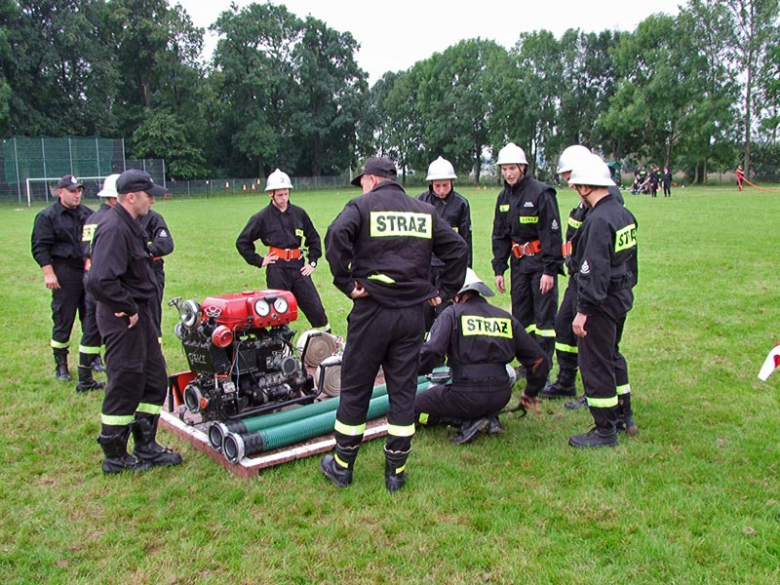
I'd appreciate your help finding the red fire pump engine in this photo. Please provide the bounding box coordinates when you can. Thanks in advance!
[167,290,320,423]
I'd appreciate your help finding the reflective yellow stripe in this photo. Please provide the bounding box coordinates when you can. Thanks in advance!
[418,413,430,425]
[82,223,96,242]
[334,420,366,436]
[535,328,555,338]
[101,414,134,426]
[615,223,637,252]
[334,454,350,469]
[568,217,582,230]
[368,274,395,284]
[616,384,631,396]
[50,340,69,349]
[295,228,304,238]
[499,204,509,212]
[519,216,539,224]
[460,315,512,338]
[79,345,101,355]
[394,464,406,474]
[387,423,416,437]
[136,403,162,416]
[555,342,578,354]
[587,396,619,408]
[370,211,432,239]
[525,324,537,334]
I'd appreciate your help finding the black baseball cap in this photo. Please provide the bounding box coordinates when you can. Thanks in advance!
[116,169,167,197]
[351,157,398,187]
[56,175,84,191]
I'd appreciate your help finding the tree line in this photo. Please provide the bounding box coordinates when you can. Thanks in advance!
[1,0,778,183]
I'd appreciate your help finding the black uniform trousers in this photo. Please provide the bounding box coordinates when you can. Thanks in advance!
[510,263,557,364]
[554,276,579,374]
[578,292,630,429]
[267,265,328,328]
[335,298,425,453]
[97,300,167,431]
[415,380,511,424]
[148,267,165,339]
[423,266,452,332]
[81,285,102,352]
[51,263,87,348]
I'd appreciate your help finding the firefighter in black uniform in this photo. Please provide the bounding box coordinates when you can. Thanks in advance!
[88,169,182,473]
[491,142,563,371]
[140,208,174,341]
[321,157,468,493]
[567,154,638,448]
[236,168,329,332]
[416,156,473,332]
[31,175,95,384]
[416,268,548,444]
[78,175,124,392]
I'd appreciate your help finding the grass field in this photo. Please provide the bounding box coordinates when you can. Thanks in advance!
[1,183,779,584]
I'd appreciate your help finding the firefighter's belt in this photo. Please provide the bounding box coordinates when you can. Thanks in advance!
[452,363,507,383]
[512,240,542,258]
[268,246,302,260]
[562,241,573,257]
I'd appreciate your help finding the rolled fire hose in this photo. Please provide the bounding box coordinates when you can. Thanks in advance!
[208,375,429,451]
[297,330,342,367]
[314,355,342,397]
[222,379,431,464]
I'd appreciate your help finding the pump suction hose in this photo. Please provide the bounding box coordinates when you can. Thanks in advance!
[222,379,431,464]
[208,376,428,450]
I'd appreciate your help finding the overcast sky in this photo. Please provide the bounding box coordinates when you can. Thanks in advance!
[175,0,683,84]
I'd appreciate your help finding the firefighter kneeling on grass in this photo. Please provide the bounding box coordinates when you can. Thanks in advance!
[415,268,548,444]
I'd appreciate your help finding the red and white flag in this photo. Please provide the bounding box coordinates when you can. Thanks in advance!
[758,341,780,381]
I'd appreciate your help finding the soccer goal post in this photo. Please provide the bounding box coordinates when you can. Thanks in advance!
[25,176,108,207]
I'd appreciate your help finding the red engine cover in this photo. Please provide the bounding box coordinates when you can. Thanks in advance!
[199,290,298,331]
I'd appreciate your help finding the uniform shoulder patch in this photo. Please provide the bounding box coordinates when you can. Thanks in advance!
[581,260,591,275]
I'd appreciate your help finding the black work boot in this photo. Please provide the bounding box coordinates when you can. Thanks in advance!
[76,366,105,393]
[91,355,106,373]
[97,427,153,473]
[132,415,183,467]
[565,394,588,410]
[320,444,358,488]
[568,426,618,448]
[616,394,638,436]
[384,448,410,493]
[486,414,505,435]
[53,349,71,382]
[540,368,577,399]
[451,418,490,445]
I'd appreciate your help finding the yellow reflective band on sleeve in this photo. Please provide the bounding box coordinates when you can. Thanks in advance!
[615,223,637,252]
[525,324,537,334]
[387,423,416,437]
[295,228,304,238]
[616,384,631,396]
[461,315,513,338]
[586,396,619,409]
[51,340,69,349]
[136,403,163,416]
[370,211,432,239]
[79,345,101,355]
[101,413,135,426]
[555,342,578,354]
[418,413,430,425]
[334,420,366,436]
[535,328,555,338]
[568,217,582,230]
[82,223,96,243]
[367,273,395,284]
[452,226,459,233]
[499,204,509,212]
[519,216,539,224]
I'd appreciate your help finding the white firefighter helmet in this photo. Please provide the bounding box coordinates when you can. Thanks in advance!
[426,156,457,181]
[556,145,591,174]
[97,174,121,198]
[568,153,616,187]
[496,142,528,166]
[457,268,494,297]
[265,169,294,192]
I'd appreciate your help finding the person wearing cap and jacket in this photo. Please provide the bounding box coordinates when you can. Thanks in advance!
[31,174,96,384]
[417,156,473,332]
[88,169,182,473]
[491,143,564,371]
[415,268,548,445]
[236,169,329,332]
[320,156,468,493]
[140,208,174,341]
[567,154,638,448]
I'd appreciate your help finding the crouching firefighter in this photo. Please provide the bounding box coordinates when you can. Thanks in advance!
[87,170,182,473]
[415,268,548,444]
[320,157,468,493]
